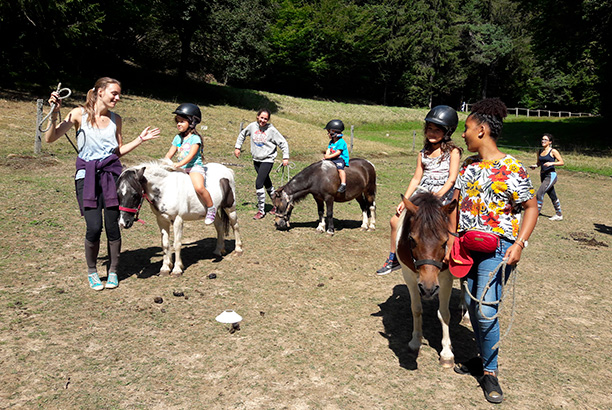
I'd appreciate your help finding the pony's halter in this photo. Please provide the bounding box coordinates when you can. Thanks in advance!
[408,233,446,270]
[119,192,150,225]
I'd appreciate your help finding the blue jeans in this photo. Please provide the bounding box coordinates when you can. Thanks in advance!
[463,238,513,373]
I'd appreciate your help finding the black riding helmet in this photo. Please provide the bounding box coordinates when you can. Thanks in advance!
[173,103,202,128]
[425,105,458,136]
[324,119,345,133]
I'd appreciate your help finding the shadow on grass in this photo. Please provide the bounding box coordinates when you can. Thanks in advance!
[3,61,280,114]
[502,118,609,153]
[372,284,478,370]
[277,218,365,231]
[594,223,612,236]
[112,237,238,279]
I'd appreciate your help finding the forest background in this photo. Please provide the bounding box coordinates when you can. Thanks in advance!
[2,0,611,117]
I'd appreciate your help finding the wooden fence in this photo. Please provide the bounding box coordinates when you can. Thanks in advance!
[462,104,596,118]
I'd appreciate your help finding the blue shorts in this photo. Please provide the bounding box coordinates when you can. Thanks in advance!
[331,158,346,170]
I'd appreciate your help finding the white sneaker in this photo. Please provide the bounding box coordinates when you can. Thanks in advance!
[205,207,216,225]
[549,214,563,221]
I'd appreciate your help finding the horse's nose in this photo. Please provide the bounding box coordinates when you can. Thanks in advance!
[275,218,289,230]
[119,215,133,229]
[418,282,440,300]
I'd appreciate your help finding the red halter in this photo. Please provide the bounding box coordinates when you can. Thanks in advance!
[118,193,151,225]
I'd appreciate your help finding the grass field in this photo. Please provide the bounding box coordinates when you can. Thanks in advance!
[1,85,611,409]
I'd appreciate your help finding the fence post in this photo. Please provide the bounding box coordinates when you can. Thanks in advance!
[350,125,354,153]
[412,130,416,151]
[35,99,43,154]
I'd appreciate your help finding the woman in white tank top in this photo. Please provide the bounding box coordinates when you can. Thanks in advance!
[44,77,160,291]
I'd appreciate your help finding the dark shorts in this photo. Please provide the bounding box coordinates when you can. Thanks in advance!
[331,158,346,170]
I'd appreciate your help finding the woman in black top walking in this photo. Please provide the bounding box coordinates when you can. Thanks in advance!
[530,133,564,221]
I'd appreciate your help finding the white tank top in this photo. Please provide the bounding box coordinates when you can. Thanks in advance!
[75,109,118,180]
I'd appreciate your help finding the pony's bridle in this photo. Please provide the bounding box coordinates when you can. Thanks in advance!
[118,190,150,225]
[408,231,458,270]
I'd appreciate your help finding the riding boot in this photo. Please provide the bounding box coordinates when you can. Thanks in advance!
[256,188,266,213]
[84,239,100,274]
[108,238,121,273]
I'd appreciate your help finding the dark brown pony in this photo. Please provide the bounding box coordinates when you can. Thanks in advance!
[272,158,376,235]
[396,191,458,367]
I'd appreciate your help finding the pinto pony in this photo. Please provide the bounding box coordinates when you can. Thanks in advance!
[396,191,458,367]
[117,160,243,276]
[272,158,376,235]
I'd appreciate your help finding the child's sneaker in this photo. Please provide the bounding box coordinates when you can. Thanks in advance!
[376,258,401,276]
[105,272,119,289]
[337,183,346,193]
[88,273,104,291]
[549,214,563,221]
[205,207,216,225]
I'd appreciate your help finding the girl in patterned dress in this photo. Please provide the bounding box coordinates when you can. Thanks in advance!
[376,105,462,275]
[447,98,538,404]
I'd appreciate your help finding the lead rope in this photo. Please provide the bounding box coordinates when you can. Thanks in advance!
[275,160,295,186]
[38,82,78,153]
[462,259,518,350]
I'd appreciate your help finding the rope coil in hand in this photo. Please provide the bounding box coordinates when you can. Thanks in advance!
[462,259,518,350]
[39,83,72,132]
[275,160,295,185]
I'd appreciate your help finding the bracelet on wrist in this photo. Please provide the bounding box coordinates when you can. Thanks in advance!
[138,135,144,141]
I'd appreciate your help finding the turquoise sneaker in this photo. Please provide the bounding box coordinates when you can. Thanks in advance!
[88,273,104,291]
[105,272,119,289]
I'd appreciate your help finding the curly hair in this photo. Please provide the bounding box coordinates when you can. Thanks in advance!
[468,98,507,139]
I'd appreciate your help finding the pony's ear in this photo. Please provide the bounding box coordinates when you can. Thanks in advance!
[442,199,457,214]
[401,194,418,216]
[136,167,146,181]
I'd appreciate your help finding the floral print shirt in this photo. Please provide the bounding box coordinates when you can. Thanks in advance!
[454,154,535,241]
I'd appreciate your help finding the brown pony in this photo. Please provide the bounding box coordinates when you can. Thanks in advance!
[272,159,376,235]
[396,191,457,367]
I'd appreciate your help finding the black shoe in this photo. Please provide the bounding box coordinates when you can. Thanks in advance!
[337,183,346,193]
[453,357,484,376]
[478,374,503,404]
[376,258,401,276]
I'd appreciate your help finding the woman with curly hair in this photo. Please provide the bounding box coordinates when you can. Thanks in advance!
[446,98,538,403]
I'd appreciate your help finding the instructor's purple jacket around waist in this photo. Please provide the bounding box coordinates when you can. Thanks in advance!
[75,154,123,214]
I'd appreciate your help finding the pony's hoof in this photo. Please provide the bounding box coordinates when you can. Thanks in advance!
[170,271,183,277]
[440,358,455,368]
[160,270,171,276]
[234,249,244,256]
[326,230,335,236]
[360,226,368,231]
[368,226,376,232]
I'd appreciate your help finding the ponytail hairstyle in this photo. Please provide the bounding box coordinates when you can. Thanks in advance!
[468,98,507,140]
[82,77,121,127]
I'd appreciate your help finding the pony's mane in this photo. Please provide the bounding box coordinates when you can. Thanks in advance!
[279,161,322,203]
[411,192,447,238]
[128,158,184,179]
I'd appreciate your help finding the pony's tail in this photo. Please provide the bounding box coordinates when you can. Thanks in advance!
[218,178,234,235]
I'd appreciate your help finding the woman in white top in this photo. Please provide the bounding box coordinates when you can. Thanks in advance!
[45,77,160,291]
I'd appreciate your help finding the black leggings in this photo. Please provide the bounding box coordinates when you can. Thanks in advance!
[253,161,274,190]
[536,172,559,205]
[76,178,121,243]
